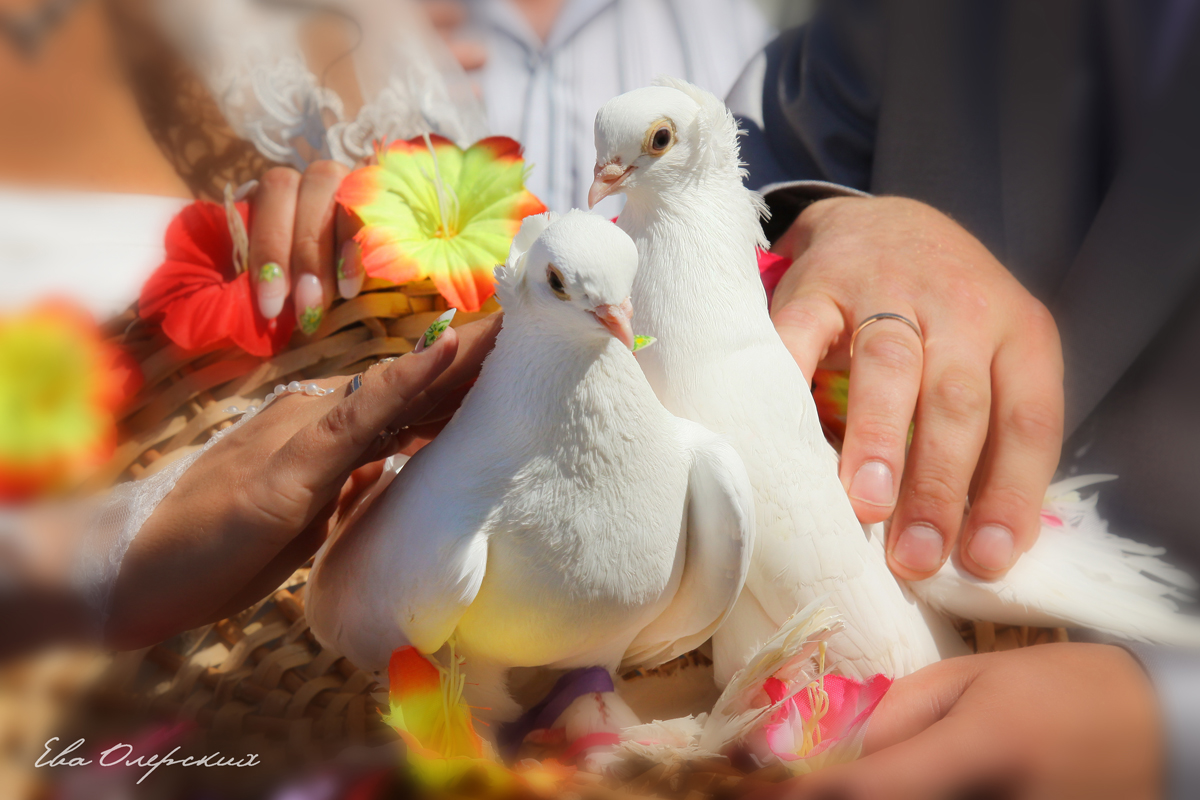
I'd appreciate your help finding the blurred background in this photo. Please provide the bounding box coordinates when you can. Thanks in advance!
[0,1,798,797]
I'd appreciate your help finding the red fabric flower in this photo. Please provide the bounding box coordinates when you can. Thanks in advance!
[758,249,792,306]
[140,201,293,357]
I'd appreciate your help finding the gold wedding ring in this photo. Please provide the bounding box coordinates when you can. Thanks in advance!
[849,313,924,359]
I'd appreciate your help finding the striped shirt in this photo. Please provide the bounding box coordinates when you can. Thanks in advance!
[467,0,771,215]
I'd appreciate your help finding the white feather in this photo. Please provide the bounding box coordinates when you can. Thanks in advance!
[618,715,719,764]
[910,476,1200,646]
[594,78,1200,684]
[307,211,756,728]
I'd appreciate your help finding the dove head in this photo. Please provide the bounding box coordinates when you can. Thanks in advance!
[495,210,638,348]
[590,77,743,208]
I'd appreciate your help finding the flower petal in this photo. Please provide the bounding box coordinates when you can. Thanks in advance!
[141,200,292,357]
[338,135,546,312]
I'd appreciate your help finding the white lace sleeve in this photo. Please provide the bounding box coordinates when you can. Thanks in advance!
[157,0,488,171]
[70,417,248,638]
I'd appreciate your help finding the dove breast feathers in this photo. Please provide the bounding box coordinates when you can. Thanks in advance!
[308,312,728,675]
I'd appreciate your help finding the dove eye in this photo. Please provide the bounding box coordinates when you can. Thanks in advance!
[644,119,676,156]
[547,265,570,300]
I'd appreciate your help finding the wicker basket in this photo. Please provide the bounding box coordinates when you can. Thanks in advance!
[95,278,500,488]
[20,276,1067,798]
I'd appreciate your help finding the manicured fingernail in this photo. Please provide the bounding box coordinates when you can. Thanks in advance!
[967,525,1015,571]
[892,524,944,573]
[414,308,456,353]
[849,461,894,508]
[337,240,364,299]
[296,273,324,335]
[256,262,286,319]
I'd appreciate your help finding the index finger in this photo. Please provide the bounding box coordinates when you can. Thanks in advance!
[268,329,461,501]
[770,286,846,382]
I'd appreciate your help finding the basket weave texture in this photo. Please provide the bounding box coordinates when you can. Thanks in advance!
[5,278,1069,797]
[96,278,499,488]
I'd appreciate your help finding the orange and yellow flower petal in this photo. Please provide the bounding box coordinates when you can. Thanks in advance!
[337,135,546,312]
[0,302,141,501]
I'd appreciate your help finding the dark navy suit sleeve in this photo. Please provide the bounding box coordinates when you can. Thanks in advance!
[727,1,884,241]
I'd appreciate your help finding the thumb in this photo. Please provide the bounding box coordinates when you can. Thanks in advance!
[792,713,1013,800]
[861,655,982,754]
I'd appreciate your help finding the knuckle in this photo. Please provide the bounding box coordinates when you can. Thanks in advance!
[292,228,322,265]
[1019,297,1060,343]
[319,402,357,442]
[850,415,909,455]
[857,328,922,374]
[303,159,349,185]
[773,298,831,336]
[980,482,1039,522]
[907,469,965,515]
[260,166,301,194]
[1005,398,1062,443]
[945,275,988,309]
[928,368,988,421]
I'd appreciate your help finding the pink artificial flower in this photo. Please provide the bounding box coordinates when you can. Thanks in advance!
[1040,510,1065,527]
[762,672,892,775]
[758,249,792,305]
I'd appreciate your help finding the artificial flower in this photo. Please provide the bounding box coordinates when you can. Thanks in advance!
[0,302,142,501]
[384,645,508,788]
[338,134,547,311]
[812,369,850,445]
[758,248,792,305]
[631,334,656,352]
[140,200,293,357]
[762,671,892,775]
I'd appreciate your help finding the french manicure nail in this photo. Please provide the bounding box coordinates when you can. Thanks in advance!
[256,262,286,320]
[296,273,324,335]
[414,308,457,353]
[967,525,1015,571]
[849,461,894,508]
[892,524,944,573]
[337,240,364,299]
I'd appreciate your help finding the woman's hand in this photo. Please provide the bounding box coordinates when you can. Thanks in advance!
[770,196,1064,581]
[247,162,365,336]
[106,316,501,649]
[763,644,1162,800]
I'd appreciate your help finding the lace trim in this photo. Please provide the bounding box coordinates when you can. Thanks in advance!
[158,0,487,170]
[71,417,248,638]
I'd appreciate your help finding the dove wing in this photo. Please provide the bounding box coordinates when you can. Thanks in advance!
[307,453,491,672]
[621,420,755,669]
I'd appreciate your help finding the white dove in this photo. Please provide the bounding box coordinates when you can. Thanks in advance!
[589,78,1200,683]
[306,211,756,738]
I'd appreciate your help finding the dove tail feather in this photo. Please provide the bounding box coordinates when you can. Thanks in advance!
[908,476,1200,646]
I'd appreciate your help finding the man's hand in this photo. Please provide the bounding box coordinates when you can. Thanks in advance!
[771,197,1063,580]
[766,644,1162,800]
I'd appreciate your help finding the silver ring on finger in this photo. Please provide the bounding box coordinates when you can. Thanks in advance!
[849,313,924,359]
[347,373,363,395]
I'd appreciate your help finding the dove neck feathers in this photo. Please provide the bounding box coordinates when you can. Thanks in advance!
[618,171,774,358]
[470,309,670,454]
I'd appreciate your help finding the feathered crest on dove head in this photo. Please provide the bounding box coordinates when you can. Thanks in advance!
[590,77,751,209]
[650,75,744,173]
[495,211,558,309]
[496,210,640,348]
